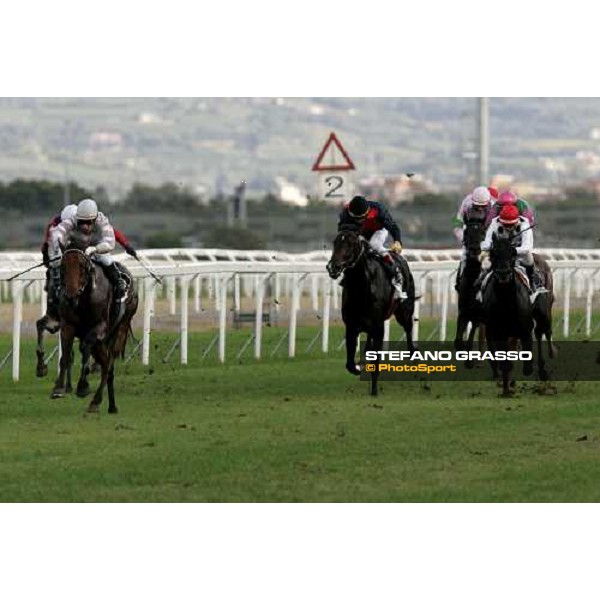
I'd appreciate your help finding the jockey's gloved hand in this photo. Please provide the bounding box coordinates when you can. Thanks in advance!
[85,246,97,257]
[390,241,403,254]
[125,245,138,259]
[42,247,50,268]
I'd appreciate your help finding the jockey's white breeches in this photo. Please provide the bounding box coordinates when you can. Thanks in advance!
[369,228,390,255]
[517,252,534,268]
[92,253,115,267]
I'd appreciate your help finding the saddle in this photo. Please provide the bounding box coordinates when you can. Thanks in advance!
[479,265,549,305]
[480,265,530,295]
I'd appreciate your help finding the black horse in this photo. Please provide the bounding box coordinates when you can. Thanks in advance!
[454,220,485,355]
[327,225,417,396]
[482,234,534,396]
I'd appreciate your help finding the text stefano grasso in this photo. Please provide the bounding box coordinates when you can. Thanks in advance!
[363,350,533,362]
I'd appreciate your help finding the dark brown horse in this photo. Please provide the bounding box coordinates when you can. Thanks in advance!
[36,230,90,379]
[52,246,138,413]
[531,253,556,380]
[327,226,417,396]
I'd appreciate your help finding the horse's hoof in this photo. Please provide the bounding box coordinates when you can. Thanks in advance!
[346,364,361,376]
[86,404,100,414]
[51,389,65,399]
[76,384,91,398]
[65,385,73,394]
[108,406,118,414]
[36,365,48,378]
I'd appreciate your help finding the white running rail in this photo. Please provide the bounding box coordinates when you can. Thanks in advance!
[2,248,600,381]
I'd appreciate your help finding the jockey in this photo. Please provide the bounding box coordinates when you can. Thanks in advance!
[49,198,128,300]
[42,204,78,312]
[41,204,78,268]
[42,205,138,266]
[480,204,542,294]
[338,195,407,299]
[452,186,495,290]
[492,191,535,226]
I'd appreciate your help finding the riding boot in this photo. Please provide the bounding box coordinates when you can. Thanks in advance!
[50,266,62,300]
[105,263,127,301]
[383,253,407,300]
[474,269,487,302]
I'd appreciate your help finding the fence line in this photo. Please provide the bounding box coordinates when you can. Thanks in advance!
[3,250,600,381]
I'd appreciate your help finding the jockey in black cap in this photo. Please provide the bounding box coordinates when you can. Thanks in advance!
[338,195,406,299]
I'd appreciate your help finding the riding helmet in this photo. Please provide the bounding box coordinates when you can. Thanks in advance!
[348,196,369,218]
[498,205,520,225]
[76,198,98,221]
[497,191,517,206]
[472,186,491,206]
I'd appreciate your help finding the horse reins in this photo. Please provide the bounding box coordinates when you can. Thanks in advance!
[62,248,93,297]
[334,233,366,273]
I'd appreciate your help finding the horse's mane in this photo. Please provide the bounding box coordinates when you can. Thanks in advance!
[338,223,361,234]
[66,231,91,252]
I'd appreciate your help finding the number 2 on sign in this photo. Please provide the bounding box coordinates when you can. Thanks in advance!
[325,175,344,198]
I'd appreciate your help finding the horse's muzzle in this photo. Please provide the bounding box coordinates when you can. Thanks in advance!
[326,261,341,279]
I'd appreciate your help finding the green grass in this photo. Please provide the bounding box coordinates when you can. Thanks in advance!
[2,324,600,502]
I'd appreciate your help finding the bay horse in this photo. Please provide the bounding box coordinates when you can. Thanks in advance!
[36,230,90,379]
[482,234,534,396]
[454,220,485,355]
[327,225,417,396]
[52,244,138,413]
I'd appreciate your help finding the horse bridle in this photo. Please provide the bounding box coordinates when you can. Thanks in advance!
[490,237,516,283]
[327,231,366,277]
[61,248,94,298]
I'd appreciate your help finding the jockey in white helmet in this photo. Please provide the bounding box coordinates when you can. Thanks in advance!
[50,198,127,299]
[452,186,495,290]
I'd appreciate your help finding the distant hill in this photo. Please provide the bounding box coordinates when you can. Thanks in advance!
[1,97,600,199]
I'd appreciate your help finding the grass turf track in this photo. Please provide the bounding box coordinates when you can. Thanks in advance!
[1,323,600,502]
